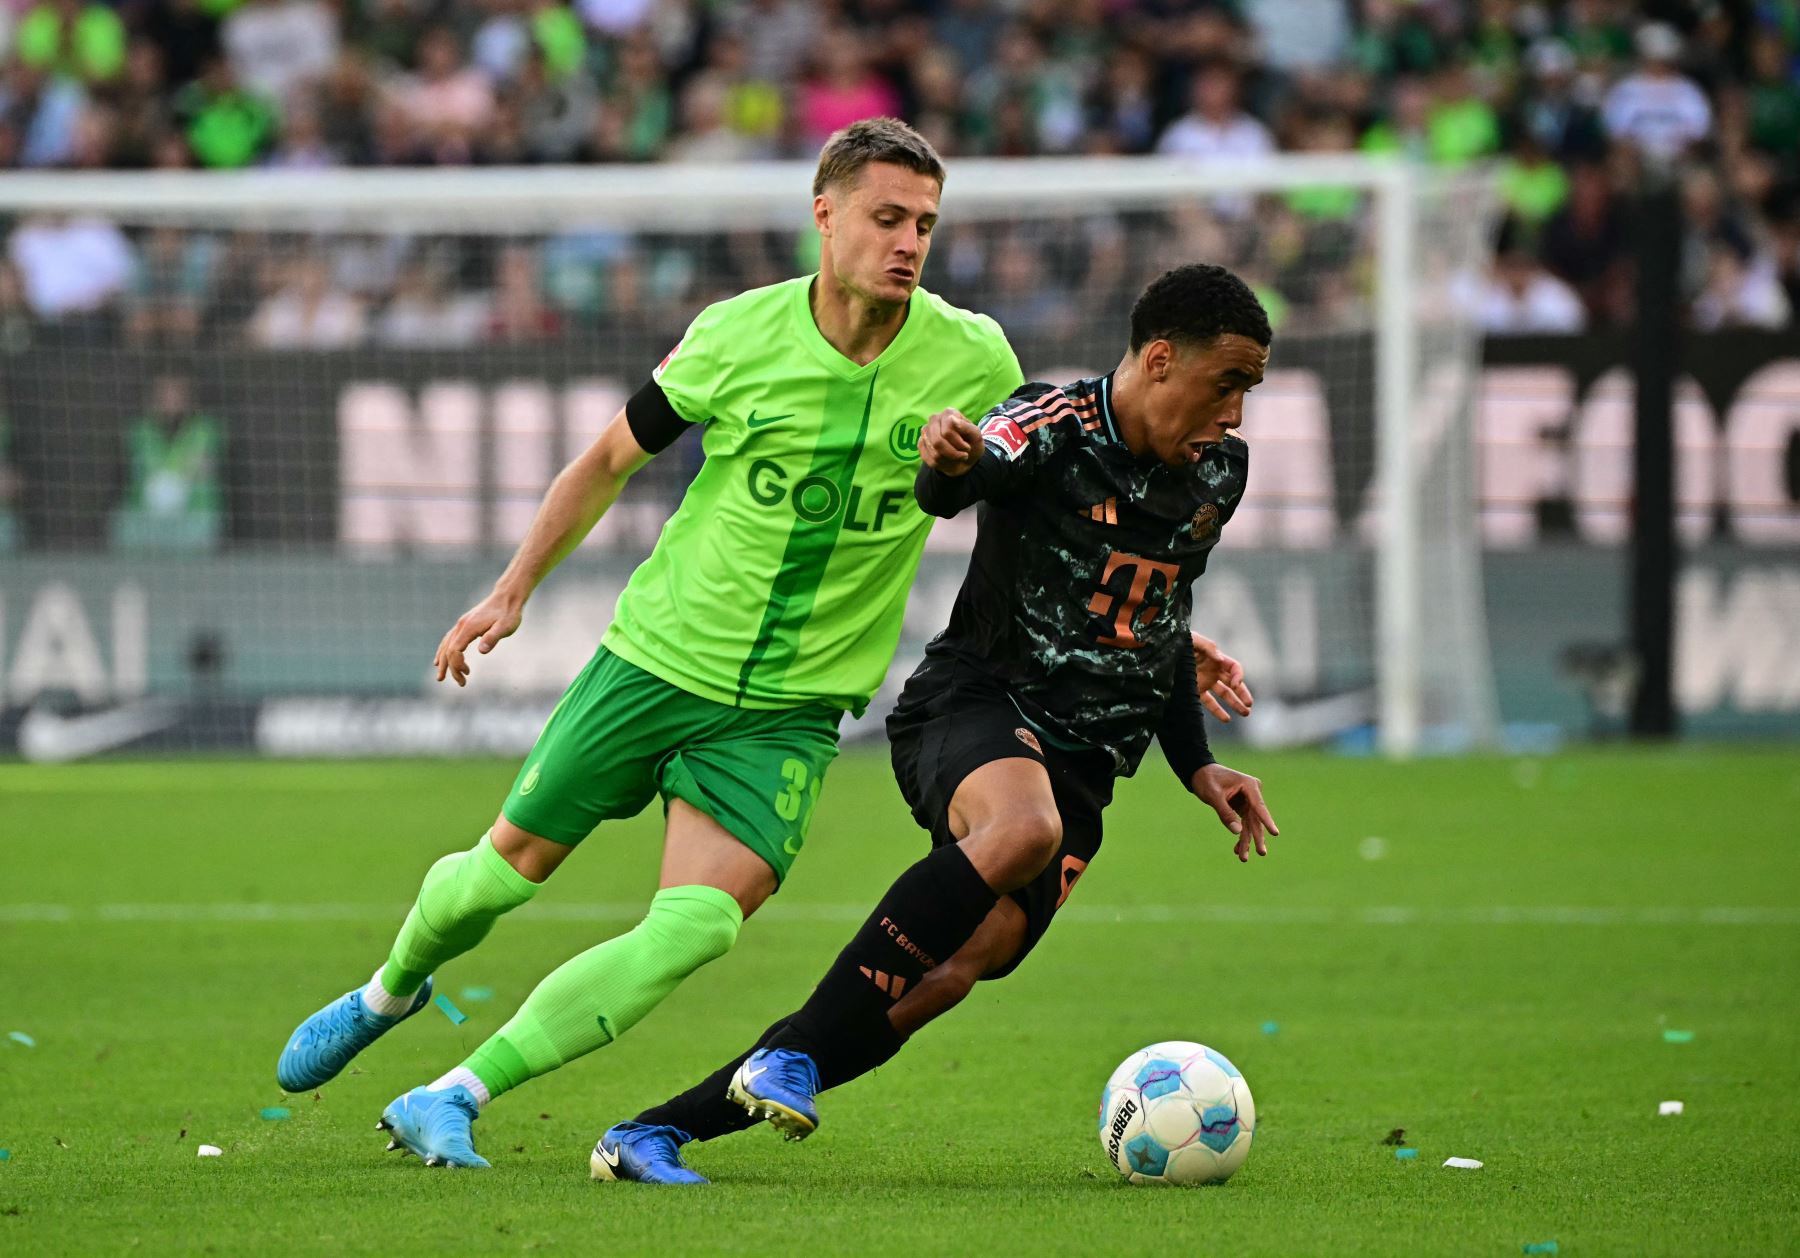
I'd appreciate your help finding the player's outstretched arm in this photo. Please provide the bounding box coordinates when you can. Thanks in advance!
[435,410,652,686]
[915,408,1022,517]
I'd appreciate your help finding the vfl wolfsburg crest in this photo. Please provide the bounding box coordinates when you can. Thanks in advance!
[1190,504,1220,541]
[888,418,923,461]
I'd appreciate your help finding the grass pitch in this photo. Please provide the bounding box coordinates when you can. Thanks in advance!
[1,748,1796,1255]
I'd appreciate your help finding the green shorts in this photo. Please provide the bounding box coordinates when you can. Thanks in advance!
[501,646,842,884]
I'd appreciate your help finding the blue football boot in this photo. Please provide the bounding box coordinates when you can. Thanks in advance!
[589,1122,708,1184]
[378,1085,490,1169]
[276,977,434,1092]
[726,1048,821,1140]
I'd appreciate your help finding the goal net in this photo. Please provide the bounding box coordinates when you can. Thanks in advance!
[0,157,1499,760]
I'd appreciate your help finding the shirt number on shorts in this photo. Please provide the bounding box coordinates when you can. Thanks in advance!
[774,757,822,824]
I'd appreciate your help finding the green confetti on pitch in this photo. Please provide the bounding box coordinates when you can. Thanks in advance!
[259,1108,290,1121]
[1663,1029,1695,1043]
[8,1032,36,1048]
[1522,1243,1560,1255]
[434,994,468,1025]
[1394,1148,1418,1160]
[459,987,495,1003]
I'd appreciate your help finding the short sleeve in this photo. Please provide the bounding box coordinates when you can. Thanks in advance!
[967,322,1025,420]
[650,304,729,425]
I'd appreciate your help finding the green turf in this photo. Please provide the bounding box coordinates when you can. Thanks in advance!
[2,748,1797,1255]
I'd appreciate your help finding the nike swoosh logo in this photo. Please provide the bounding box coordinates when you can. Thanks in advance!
[742,1063,766,1087]
[783,836,802,856]
[746,410,794,429]
[595,1141,621,1169]
[18,700,180,763]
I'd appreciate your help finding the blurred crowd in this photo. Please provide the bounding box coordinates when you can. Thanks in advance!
[0,0,1797,341]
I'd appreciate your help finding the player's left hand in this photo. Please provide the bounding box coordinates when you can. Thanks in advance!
[1190,762,1279,862]
[1192,632,1253,722]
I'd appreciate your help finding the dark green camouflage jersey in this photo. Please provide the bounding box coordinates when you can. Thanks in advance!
[913,374,1247,776]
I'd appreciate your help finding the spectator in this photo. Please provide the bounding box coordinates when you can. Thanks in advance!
[111,373,224,552]
[516,46,596,162]
[1087,46,1158,154]
[221,0,337,108]
[1361,74,1433,161]
[399,27,496,165]
[485,243,561,343]
[6,213,133,320]
[1469,237,1589,334]
[595,31,672,161]
[1691,240,1793,330]
[1499,131,1571,226]
[796,26,900,149]
[172,56,276,169]
[249,253,367,348]
[1540,160,1630,323]
[1428,63,1503,164]
[702,29,782,150]
[375,252,489,347]
[125,227,217,343]
[1602,22,1713,166]
[316,52,376,161]
[1743,27,1800,162]
[14,0,126,85]
[1517,38,1606,161]
[10,63,88,167]
[268,103,337,167]
[1156,63,1274,164]
[665,73,762,162]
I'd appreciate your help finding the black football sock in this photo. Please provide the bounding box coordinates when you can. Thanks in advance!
[633,1016,789,1142]
[767,843,997,1080]
[632,1010,912,1145]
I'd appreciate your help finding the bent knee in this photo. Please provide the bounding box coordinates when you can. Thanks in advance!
[643,884,743,968]
[965,809,1063,889]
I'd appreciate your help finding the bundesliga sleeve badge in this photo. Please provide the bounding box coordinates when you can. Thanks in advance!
[981,413,1030,461]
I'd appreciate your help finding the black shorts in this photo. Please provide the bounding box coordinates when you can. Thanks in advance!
[886,658,1115,980]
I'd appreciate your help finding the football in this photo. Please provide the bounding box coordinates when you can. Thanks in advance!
[1098,1041,1255,1185]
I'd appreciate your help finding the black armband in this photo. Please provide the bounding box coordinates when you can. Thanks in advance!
[625,379,693,454]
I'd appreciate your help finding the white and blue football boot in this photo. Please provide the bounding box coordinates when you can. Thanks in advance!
[589,1122,708,1185]
[378,1085,490,1169]
[726,1048,821,1140]
[276,977,434,1092]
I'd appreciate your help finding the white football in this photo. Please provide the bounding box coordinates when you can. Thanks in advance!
[1098,1041,1255,1185]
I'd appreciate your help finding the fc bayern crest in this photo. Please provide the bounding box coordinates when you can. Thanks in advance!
[1190,504,1220,540]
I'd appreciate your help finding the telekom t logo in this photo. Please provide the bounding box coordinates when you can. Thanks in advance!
[1086,552,1180,648]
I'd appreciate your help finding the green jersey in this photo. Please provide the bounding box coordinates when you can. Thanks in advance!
[603,275,1022,716]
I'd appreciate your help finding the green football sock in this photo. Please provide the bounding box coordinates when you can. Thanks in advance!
[379,831,541,997]
[462,885,743,1100]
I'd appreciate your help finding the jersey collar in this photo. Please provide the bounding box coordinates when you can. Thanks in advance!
[791,274,924,380]
[1097,372,1124,445]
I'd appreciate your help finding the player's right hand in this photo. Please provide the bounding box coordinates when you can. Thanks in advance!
[919,409,984,477]
[434,590,525,687]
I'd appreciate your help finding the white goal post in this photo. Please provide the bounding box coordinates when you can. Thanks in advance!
[0,156,1500,758]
